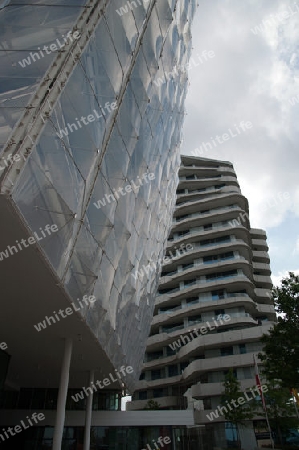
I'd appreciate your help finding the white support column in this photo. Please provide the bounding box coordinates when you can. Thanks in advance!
[83,370,95,450]
[52,338,73,450]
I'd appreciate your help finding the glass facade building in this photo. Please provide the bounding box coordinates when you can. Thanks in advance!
[0,0,195,384]
[0,1,196,448]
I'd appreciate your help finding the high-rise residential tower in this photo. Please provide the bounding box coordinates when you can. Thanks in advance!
[0,1,196,448]
[129,155,275,450]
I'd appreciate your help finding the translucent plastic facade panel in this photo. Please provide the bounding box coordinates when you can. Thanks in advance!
[0,1,87,150]
[1,0,196,388]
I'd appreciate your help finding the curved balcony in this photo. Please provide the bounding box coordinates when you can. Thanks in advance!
[146,316,270,355]
[252,250,270,263]
[127,396,180,411]
[168,225,251,250]
[154,294,258,323]
[138,338,273,391]
[178,176,240,191]
[163,241,252,272]
[252,238,268,251]
[179,169,233,181]
[190,379,255,399]
[175,202,243,225]
[135,374,183,390]
[153,302,258,329]
[176,185,226,199]
[221,185,241,195]
[252,261,271,274]
[179,162,235,175]
[250,228,267,239]
[173,322,267,361]
[253,274,272,289]
[171,206,250,234]
[156,278,256,310]
[157,274,254,300]
[180,347,270,383]
[255,288,272,303]
[145,319,262,369]
[174,198,246,221]
[160,257,252,288]
[256,304,276,320]
[176,185,241,205]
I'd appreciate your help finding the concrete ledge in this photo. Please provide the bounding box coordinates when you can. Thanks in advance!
[0,409,195,427]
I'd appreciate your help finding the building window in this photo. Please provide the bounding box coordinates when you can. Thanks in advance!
[168,365,179,377]
[203,398,212,409]
[139,391,147,400]
[18,388,33,409]
[177,229,190,236]
[166,346,176,356]
[182,262,194,270]
[203,254,218,264]
[180,362,189,372]
[31,389,46,409]
[177,214,189,222]
[239,344,246,354]
[146,351,163,362]
[186,296,199,305]
[212,290,225,300]
[200,235,230,246]
[259,316,268,322]
[188,314,202,326]
[162,322,184,333]
[225,422,239,447]
[206,270,238,281]
[184,278,197,287]
[221,346,233,356]
[151,370,162,381]
[153,388,164,398]
[224,369,237,378]
[215,309,225,316]
[221,251,234,260]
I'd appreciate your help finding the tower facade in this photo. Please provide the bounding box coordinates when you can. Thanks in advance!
[129,156,275,449]
[0,1,196,448]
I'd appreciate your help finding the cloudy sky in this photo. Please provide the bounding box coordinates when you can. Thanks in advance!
[182,0,299,286]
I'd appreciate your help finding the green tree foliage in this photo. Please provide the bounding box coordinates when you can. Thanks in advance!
[221,369,255,448]
[143,399,161,410]
[255,380,298,449]
[259,272,299,389]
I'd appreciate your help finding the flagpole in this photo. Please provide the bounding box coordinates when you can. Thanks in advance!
[264,403,275,450]
[293,398,299,419]
[253,354,275,450]
[291,389,299,419]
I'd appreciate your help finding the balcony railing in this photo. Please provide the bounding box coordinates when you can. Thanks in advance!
[157,292,250,315]
[160,256,246,279]
[159,304,183,314]
[157,274,249,296]
[177,186,225,202]
[169,228,232,243]
[179,174,222,181]
[173,205,240,224]
[168,228,247,246]
[161,324,184,333]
